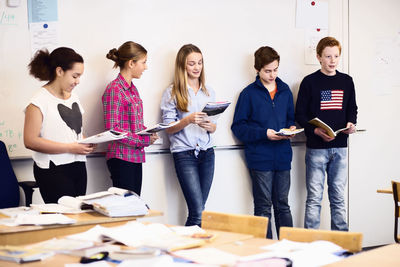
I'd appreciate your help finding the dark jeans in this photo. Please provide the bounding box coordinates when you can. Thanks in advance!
[249,169,293,239]
[33,161,87,203]
[173,148,215,227]
[106,158,142,195]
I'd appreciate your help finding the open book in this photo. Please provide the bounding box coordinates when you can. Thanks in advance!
[67,222,205,252]
[136,121,179,135]
[29,238,120,257]
[201,101,231,117]
[79,130,127,144]
[30,196,93,214]
[76,187,149,217]
[276,128,304,136]
[308,118,350,138]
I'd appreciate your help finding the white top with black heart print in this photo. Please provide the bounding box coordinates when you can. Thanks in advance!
[25,87,86,168]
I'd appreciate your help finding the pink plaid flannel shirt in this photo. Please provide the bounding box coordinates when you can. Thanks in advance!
[102,74,150,163]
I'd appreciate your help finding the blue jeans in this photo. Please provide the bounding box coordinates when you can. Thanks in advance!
[173,148,215,226]
[249,169,293,239]
[304,148,348,231]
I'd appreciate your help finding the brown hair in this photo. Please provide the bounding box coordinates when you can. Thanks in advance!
[254,46,280,72]
[106,41,147,69]
[172,44,208,112]
[28,47,83,82]
[316,37,342,56]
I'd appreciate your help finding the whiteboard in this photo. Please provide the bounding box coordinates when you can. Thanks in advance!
[0,0,346,158]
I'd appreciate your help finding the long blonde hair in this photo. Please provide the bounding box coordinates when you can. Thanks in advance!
[172,44,208,112]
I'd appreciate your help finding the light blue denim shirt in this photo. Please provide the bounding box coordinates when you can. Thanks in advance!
[161,84,216,153]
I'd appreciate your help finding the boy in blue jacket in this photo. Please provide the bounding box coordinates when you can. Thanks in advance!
[231,46,296,239]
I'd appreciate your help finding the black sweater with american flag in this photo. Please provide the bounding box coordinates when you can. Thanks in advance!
[295,70,358,149]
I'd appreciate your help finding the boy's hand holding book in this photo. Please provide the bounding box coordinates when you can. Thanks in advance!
[309,118,356,142]
[314,127,335,142]
[341,122,356,134]
[268,126,299,140]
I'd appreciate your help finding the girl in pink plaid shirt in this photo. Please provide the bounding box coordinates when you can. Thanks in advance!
[102,41,158,195]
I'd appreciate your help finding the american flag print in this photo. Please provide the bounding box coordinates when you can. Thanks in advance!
[320,90,343,110]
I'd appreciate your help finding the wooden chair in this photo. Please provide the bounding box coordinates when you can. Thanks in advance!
[391,181,400,243]
[201,210,268,238]
[279,227,363,253]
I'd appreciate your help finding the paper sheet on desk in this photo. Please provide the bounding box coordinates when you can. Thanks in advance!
[0,206,39,217]
[237,239,344,267]
[172,247,239,266]
[169,225,205,236]
[118,254,217,267]
[67,225,107,242]
[1,213,76,226]
[65,222,205,251]
[65,261,112,267]
[30,203,88,214]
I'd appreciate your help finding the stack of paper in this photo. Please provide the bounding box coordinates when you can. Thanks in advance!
[85,194,148,217]
[77,187,149,217]
[0,246,54,263]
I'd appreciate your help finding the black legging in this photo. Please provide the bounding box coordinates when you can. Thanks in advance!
[33,161,87,203]
[106,158,142,195]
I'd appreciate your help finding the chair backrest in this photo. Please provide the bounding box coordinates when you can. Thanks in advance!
[0,141,20,208]
[201,210,268,238]
[279,227,363,253]
[391,180,400,243]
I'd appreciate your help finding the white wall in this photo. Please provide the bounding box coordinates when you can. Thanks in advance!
[0,0,347,157]
[8,0,346,241]
[8,0,400,247]
[347,0,400,247]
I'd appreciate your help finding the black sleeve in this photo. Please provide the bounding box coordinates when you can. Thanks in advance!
[346,77,358,124]
[295,78,316,136]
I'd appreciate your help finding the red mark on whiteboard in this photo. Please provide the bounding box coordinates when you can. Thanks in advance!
[311,1,316,6]
[317,28,320,32]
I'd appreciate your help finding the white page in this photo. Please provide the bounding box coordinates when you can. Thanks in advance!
[0,207,39,217]
[77,191,113,201]
[288,249,342,267]
[136,121,179,135]
[259,239,344,267]
[13,213,76,225]
[296,0,329,29]
[172,247,239,266]
[67,225,108,242]
[79,130,127,144]
[261,239,311,251]
[28,238,94,251]
[30,203,85,214]
[118,255,174,267]
[65,261,111,267]
[170,225,205,236]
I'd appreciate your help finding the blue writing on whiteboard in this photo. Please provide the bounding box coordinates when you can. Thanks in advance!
[0,10,16,25]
